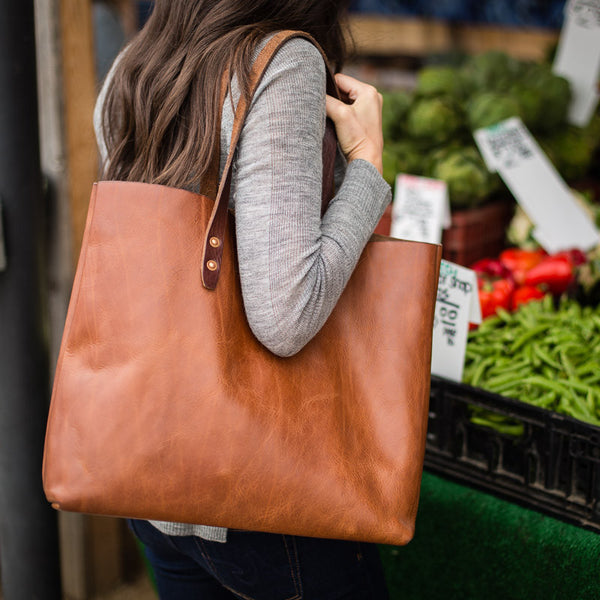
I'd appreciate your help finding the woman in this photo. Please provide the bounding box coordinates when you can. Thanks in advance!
[95,1,392,597]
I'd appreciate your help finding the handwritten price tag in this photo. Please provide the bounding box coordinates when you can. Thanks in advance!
[474,117,600,253]
[553,0,600,126]
[431,260,480,382]
[390,174,450,244]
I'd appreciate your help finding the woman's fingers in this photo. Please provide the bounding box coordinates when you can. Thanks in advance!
[334,73,373,102]
[325,74,383,174]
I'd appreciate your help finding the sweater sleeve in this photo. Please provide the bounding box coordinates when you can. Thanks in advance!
[229,38,391,357]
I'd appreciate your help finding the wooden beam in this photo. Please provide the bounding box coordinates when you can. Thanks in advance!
[60,0,98,257]
[348,16,559,62]
[35,1,131,598]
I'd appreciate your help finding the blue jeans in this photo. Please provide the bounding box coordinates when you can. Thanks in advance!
[129,519,390,600]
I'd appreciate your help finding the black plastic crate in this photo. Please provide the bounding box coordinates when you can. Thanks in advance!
[425,376,600,533]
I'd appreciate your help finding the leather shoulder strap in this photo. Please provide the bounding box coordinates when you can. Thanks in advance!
[201,30,339,290]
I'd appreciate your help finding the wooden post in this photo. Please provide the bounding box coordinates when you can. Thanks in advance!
[35,1,138,597]
[60,0,98,255]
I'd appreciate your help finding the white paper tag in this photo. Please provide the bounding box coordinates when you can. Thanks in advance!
[474,117,600,253]
[553,0,600,126]
[0,201,6,272]
[431,260,480,382]
[390,174,450,244]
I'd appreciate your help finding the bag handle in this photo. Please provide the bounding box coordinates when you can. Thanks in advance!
[201,30,339,290]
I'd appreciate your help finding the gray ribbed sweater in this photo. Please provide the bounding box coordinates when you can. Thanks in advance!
[94,37,391,542]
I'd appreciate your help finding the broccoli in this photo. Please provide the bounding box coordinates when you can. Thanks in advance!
[415,66,465,100]
[520,63,571,133]
[405,97,465,146]
[382,140,426,185]
[466,92,522,130]
[543,126,594,181]
[426,145,500,208]
[460,51,521,95]
[381,90,413,143]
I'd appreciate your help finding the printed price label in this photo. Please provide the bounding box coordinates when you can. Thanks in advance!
[553,0,600,126]
[568,0,600,28]
[474,117,600,253]
[431,260,480,382]
[390,174,450,243]
[0,200,6,272]
[474,121,534,172]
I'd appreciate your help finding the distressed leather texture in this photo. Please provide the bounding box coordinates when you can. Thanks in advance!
[42,32,442,545]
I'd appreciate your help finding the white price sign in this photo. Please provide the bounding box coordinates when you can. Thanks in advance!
[553,0,600,126]
[390,174,450,244]
[474,117,600,253]
[431,260,481,382]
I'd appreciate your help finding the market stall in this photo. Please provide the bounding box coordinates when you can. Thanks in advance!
[361,0,600,596]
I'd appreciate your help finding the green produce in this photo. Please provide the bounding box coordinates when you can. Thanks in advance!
[460,50,521,95]
[506,62,571,133]
[405,97,464,145]
[381,90,412,142]
[382,140,424,185]
[426,145,499,208]
[508,81,544,131]
[466,91,522,130]
[541,126,595,181]
[464,296,600,431]
[415,66,465,100]
[583,111,600,147]
[575,245,600,307]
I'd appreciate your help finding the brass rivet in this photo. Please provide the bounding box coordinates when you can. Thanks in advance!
[209,237,220,248]
[206,260,218,272]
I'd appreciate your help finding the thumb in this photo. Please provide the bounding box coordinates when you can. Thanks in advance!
[325,94,350,122]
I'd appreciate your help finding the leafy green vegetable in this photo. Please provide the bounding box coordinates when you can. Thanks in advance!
[460,50,521,95]
[381,90,413,143]
[542,126,595,181]
[382,140,425,185]
[466,92,522,130]
[426,145,499,208]
[415,66,465,100]
[519,62,571,133]
[405,97,464,145]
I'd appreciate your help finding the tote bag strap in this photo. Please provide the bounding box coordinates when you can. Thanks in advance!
[201,30,339,290]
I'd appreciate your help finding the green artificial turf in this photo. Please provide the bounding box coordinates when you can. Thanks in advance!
[380,471,600,600]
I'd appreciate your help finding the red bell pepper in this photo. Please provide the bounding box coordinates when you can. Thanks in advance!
[553,248,587,267]
[499,248,546,285]
[478,278,514,319]
[524,255,575,295]
[471,257,512,279]
[511,285,545,310]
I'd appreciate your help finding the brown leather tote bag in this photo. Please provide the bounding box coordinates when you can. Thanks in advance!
[43,31,442,546]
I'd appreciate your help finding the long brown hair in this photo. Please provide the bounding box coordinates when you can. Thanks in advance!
[101,0,351,189]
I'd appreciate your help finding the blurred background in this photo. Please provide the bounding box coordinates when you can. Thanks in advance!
[2,1,599,599]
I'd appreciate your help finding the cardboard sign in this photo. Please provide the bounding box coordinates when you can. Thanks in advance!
[474,117,600,253]
[390,174,450,244]
[431,260,481,382]
[553,0,600,126]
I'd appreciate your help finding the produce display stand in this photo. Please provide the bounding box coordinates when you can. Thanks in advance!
[355,5,600,598]
[380,470,600,600]
[426,376,600,533]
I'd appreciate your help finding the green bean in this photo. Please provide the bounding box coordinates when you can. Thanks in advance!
[465,297,600,430]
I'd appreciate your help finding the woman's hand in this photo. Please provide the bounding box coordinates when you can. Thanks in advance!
[325,73,384,175]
